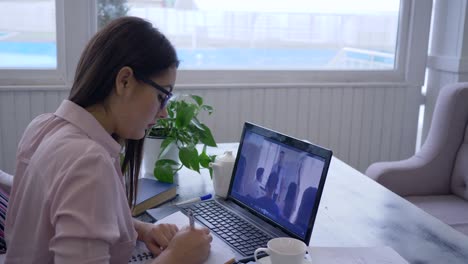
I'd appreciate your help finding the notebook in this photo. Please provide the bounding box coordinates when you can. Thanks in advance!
[129,241,154,263]
[128,211,237,264]
[178,122,333,257]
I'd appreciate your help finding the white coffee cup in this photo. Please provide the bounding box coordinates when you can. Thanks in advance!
[254,237,307,264]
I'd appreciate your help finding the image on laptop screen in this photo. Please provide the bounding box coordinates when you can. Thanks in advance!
[229,127,326,240]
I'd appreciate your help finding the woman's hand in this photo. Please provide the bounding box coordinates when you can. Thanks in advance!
[134,219,179,255]
[154,226,212,264]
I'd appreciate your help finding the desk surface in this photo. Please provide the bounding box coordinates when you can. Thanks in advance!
[148,143,468,264]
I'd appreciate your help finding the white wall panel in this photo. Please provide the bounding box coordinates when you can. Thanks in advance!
[263,89,276,132]
[296,88,310,141]
[369,88,385,167]
[329,88,343,159]
[0,85,419,174]
[349,88,365,168]
[14,92,31,146]
[251,88,265,126]
[380,88,396,161]
[389,87,405,161]
[307,89,321,144]
[318,88,332,149]
[283,88,297,137]
[30,91,46,120]
[358,89,375,171]
[339,88,354,163]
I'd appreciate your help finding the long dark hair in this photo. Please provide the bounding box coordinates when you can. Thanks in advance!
[265,171,279,195]
[295,187,317,228]
[69,16,179,208]
[283,182,297,219]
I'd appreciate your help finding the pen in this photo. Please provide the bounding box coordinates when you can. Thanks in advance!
[187,209,195,228]
[176,194,212,206]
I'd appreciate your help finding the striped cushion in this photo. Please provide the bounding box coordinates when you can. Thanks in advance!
[0,187,8,253]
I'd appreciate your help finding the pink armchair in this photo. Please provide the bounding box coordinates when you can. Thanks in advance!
[0,170,12,194]
[366,82,468,235]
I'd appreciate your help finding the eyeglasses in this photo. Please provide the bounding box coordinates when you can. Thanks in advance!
[134,72,173,109]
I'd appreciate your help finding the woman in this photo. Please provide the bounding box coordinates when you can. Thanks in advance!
[5,17,211,264]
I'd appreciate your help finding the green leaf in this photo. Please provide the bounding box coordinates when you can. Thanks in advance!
[176,104,197,128]
[191,95,203,106]
[179,146,200,173]
[158,137,176,158]
[199,124,217,147]
[209,154,216,162]
[201,105,214,115]
[190,118,204,131]
[199,150,212,168]
[167,103,176,118]
[154,159,179,183]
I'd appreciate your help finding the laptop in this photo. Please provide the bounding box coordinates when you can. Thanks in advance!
[178,122,333,257]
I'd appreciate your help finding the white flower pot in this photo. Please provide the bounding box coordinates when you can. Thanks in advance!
[142,136,179,178]
[142,136,163,177]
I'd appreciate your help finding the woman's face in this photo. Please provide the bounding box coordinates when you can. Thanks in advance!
[115,67,177,140]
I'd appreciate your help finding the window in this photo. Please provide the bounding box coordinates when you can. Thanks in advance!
[98,0,400,70]
[0,0,429,86]
[0,0,57,69]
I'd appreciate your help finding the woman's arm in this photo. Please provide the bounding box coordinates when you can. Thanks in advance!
[133,219,149,241]
[49,154,122,263]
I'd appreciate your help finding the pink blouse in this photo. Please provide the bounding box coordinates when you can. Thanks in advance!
[5,100,137,264]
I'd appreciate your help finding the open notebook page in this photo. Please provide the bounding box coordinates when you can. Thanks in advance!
[130,211,236,264]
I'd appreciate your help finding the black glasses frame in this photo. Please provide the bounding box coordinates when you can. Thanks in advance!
[134,72,173,109]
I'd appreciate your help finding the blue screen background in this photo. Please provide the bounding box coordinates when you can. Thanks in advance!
[230,130,325,239]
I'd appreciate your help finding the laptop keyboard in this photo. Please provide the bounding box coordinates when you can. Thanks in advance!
[185,200,274,256]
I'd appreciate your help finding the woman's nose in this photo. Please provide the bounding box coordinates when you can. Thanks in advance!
[157,106,168,119]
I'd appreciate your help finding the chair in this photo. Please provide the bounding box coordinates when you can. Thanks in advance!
[366,82,468,235]
[0,170,13,194]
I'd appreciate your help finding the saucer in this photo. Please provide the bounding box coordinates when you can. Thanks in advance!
[257,256,311,264]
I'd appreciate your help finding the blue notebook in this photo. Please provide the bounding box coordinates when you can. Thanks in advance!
[132,178,177,216]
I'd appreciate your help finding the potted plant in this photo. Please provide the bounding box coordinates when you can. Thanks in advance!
[144,94,217,183]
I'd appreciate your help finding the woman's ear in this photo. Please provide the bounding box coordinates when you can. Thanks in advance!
[115,66,134,96]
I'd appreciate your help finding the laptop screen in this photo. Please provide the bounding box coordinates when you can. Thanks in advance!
[229,123,331,242]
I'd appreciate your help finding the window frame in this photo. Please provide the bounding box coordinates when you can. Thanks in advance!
[0,0,431,88]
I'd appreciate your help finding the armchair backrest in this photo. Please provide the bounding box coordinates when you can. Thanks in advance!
[451,124,468,199]
[0,170,12,194]
[417,83,468,195]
